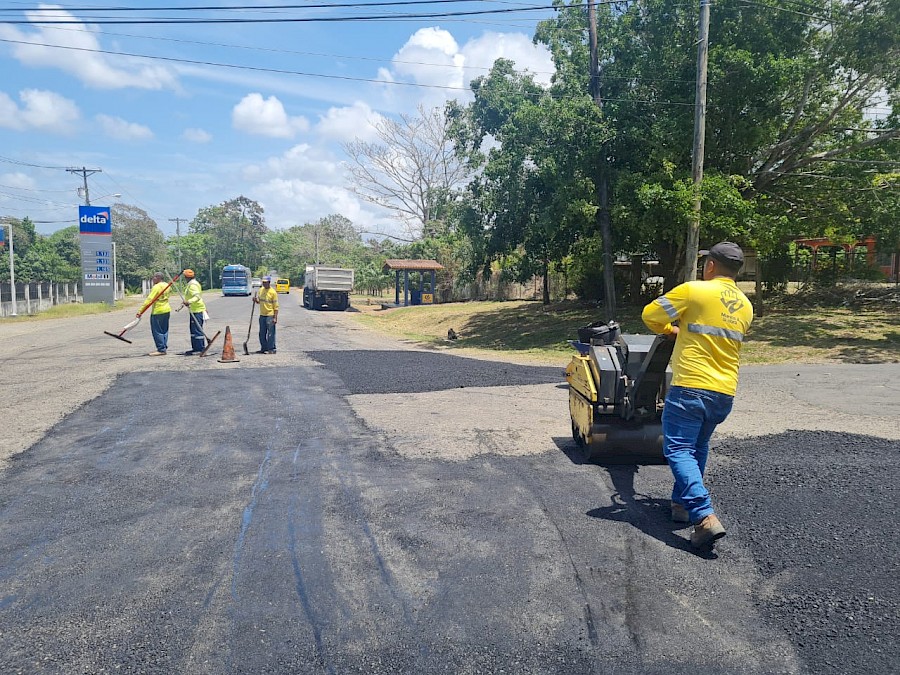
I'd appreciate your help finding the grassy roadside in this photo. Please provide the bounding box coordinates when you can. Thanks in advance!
[0,288,226,323]
[349,296,900,365]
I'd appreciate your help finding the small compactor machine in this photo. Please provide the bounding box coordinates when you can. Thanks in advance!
[565,321,674,463]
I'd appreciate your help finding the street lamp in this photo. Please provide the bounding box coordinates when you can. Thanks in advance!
[92,193,121,203]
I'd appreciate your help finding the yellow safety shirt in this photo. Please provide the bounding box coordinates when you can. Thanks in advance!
[140,281,172,316]
[642,277,753,396]
[257,287,279,316]
[183,278,206,313]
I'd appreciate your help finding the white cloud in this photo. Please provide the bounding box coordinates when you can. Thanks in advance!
[0,6,178,90]
[0,89,79,133]
[378,27,555,109]
[182,127,212,143]
[240,143,395,232]
[316,102,384,143]
[96,114,153,141]
[0,172,36,190]
[232,93,310,139]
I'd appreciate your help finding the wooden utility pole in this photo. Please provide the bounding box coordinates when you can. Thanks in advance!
[684,0,711,281]
[66,167,101,205]
[588,1,617,320]
[169,217,187,272]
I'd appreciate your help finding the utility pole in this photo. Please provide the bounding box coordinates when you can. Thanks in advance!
[169,217,186,271]
[66,167,101,205]
[588,1,616,320]
[1,219,15,316]
[685,0,711,282]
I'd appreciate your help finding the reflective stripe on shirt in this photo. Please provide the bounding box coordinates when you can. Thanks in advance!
[657,296,679,320]
[687,323,745,342]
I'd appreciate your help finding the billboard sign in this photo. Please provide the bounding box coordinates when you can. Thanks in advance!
[79,206,115,304]
[79,205,112,235]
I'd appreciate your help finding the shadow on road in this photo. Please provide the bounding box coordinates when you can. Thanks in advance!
[553,436,716,559]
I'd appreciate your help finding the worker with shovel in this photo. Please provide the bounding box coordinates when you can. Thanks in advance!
[138,272,172,356]
[253,276,278,354]
[179,269,207,355]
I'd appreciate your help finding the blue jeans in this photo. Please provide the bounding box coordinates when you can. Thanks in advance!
[189,312,206,352]
[662,386,734,523]
[150,312,170,352]
[258,315,276,352]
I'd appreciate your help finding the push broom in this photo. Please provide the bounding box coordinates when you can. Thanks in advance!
[103,273,180,344]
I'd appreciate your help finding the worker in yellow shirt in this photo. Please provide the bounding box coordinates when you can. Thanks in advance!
[253,276,279,354]
[180,269,207,355]
[642,242,753,549]
[138,272,172,356]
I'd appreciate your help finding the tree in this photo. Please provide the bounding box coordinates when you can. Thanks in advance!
[191,196,268,273]
[529,0,899,290]
[451,60,612,304]
[345,105,471,238]
[112,204,167,288]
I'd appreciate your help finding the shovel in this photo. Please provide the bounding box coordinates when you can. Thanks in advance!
[104,274,180,344]
[243,293,257,355]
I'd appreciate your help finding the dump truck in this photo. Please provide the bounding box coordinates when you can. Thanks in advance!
[303,265,354,311]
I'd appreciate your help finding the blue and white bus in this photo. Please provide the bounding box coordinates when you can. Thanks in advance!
[221,264,252,296]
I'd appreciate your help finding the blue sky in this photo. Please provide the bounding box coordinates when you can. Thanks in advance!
[0,1,557,237]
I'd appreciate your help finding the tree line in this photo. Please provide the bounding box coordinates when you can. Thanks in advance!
[4,0,897,306]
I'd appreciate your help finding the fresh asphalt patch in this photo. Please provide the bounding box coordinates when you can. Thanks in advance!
[710,431,899,675]
[0,356,896,673]
[307,349,563,394]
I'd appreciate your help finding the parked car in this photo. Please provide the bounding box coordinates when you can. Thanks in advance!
[251,277,262,288]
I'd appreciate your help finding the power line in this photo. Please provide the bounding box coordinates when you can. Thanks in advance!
[0,36,700,104]
[4,0,497,11]
[0,3,557,25]
[0,155,70,170]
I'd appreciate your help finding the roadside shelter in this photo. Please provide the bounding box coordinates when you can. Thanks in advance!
[382,259,444,306]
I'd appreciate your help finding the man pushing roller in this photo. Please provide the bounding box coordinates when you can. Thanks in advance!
[642,242,753,549]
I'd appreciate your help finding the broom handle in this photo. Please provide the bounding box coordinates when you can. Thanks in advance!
[137,275,180,317]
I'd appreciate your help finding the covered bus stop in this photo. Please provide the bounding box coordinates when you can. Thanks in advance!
[382,259,444,307]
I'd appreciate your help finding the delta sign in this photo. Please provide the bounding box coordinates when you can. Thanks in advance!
[79,205,112,235]
[79,205,115,304]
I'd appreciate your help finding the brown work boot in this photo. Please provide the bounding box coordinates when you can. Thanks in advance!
[671,503,690,523]
[690,514,726,548]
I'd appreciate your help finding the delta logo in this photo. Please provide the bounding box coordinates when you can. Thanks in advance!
[79,207,112,234]
[80,211,109,225]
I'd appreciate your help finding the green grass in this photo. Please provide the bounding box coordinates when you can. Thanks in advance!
[2,300,136,321]
[351,298,900,365]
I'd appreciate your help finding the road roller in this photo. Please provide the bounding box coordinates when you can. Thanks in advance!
[565,321,674,463]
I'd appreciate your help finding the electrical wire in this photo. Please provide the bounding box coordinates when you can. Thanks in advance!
[0,4,558,25]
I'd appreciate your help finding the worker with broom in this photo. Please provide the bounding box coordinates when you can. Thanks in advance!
[138,272,172,356]
[179,269,207,356]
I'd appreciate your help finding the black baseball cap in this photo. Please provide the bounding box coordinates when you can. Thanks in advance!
[699,241,744,268]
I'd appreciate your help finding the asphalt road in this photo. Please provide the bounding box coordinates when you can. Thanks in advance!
[0,292,897,674]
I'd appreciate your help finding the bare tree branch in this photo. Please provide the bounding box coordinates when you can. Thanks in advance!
[344,105,471,238]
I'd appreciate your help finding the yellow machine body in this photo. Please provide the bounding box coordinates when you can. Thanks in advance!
[565,339,669,464]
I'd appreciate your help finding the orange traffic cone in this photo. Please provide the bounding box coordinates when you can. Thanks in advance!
[217,325,240,363]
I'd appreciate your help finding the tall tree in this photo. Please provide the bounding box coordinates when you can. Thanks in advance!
[451,60,612,304]
[190,196,268,273]
[112,204,167,288]
[345,105,471,239]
